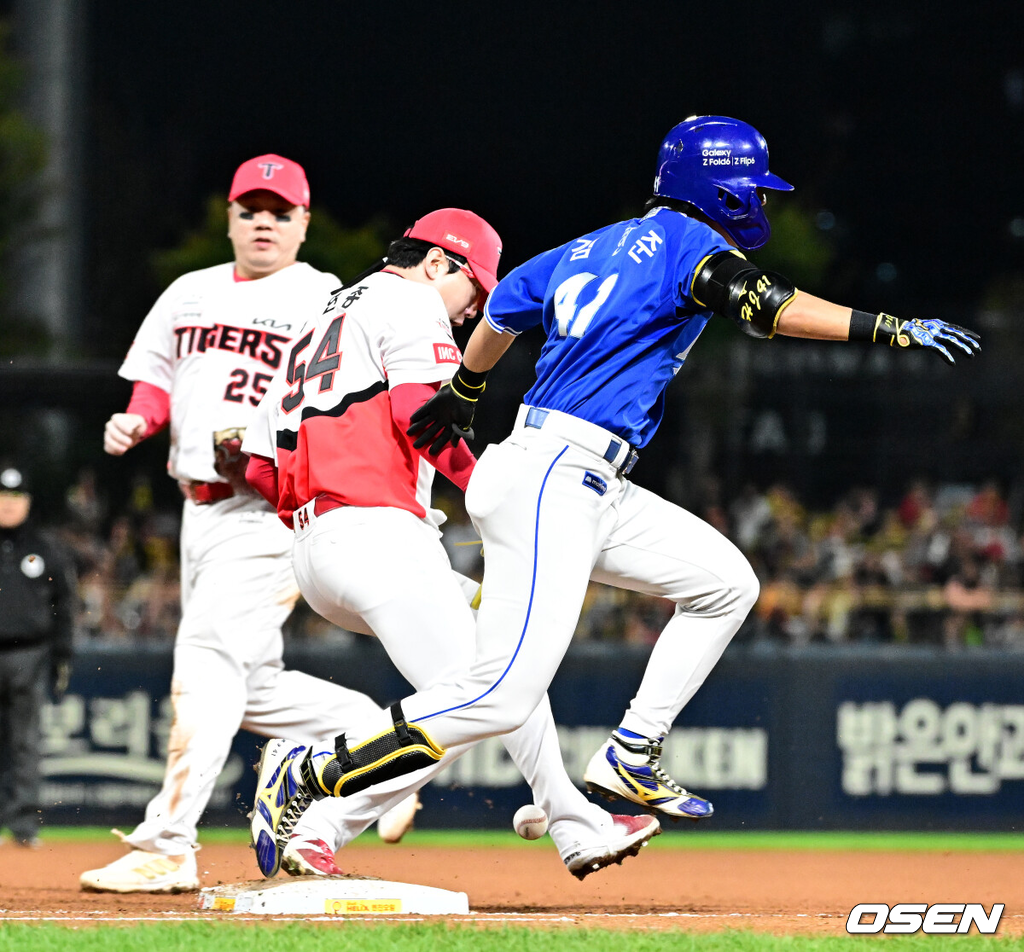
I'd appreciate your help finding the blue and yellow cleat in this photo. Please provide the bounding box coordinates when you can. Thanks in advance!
[582,730,713,821]
[249,739,317,878]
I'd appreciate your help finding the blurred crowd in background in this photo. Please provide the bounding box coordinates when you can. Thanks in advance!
[54,468,1024,651]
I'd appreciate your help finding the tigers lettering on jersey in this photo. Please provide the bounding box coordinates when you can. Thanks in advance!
[119,261,339,483]
[173,324,288,369]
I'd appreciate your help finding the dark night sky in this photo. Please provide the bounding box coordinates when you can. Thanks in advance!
[0,0,1019,512]
[75,0,1024,357]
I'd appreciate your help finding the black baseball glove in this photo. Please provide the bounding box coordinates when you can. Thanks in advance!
[407,379,480,455]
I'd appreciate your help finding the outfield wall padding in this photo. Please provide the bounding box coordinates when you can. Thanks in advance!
[40,642,1024,831]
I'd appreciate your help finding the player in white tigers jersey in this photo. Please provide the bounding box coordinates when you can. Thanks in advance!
[80,155,415,894]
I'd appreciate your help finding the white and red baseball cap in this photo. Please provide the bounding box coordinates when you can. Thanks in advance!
[404,208,502,293]
[228,154,310,207]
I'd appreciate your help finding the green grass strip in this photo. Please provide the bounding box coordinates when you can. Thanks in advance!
[1,924,1022,952]
[34,827,1024,851]
[646,830,1024,852]
[377,829,1024,852]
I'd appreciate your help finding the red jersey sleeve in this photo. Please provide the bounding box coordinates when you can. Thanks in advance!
[389,382,476,492]
[125,380,171,439]
[245,453,280,508]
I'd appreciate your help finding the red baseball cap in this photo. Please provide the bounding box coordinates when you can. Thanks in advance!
[404,208,502,293]
[228,154,310,207]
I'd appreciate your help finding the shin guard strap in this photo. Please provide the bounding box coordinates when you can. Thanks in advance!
[391,702,412,746]
[299,749,328,800]
[334,733,354,770]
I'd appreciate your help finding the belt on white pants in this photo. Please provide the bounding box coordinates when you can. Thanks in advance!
[293,493,346,536]
[514,405,639,476]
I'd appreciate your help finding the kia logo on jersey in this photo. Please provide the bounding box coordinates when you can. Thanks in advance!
[444,232,471,250]
[433,343,461,364]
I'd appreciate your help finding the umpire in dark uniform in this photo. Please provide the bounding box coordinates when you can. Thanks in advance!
[0,465,75,846]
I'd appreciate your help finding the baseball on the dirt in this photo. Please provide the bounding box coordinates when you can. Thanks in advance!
[513,804,549,840]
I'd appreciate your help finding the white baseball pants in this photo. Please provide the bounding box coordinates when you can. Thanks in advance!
[288,504,614,860]
[352,406,759,755]
[124,495,385,856]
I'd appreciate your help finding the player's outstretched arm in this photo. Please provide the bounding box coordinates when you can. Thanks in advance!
[407,322,516,456]
[775,292,981,365]
[692,252,980,364]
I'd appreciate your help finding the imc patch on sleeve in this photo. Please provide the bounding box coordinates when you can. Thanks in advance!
[433,343,461,364]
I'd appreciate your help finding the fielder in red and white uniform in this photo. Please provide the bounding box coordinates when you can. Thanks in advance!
[243,209,660,880]
[80,155,411,894]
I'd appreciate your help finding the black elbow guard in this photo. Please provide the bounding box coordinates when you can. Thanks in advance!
[691,251,797,339]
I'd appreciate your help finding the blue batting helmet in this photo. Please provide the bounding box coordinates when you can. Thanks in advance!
[653,116,793,250]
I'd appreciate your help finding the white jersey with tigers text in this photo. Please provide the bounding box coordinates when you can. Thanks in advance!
[119,261,338,482]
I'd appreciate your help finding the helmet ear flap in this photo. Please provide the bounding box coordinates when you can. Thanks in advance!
[709,185,772,249]
[718,188,745,213]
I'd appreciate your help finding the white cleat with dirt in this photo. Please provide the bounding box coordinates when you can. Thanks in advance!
[562,813,661,881]
[80,845,199,893]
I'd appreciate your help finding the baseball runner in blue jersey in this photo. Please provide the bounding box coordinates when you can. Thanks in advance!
[249,116,980,845]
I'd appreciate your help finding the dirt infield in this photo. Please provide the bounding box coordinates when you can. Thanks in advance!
[1,838,1021,935]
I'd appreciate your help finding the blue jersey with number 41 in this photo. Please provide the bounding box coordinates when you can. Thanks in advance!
[484,207,732,448]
